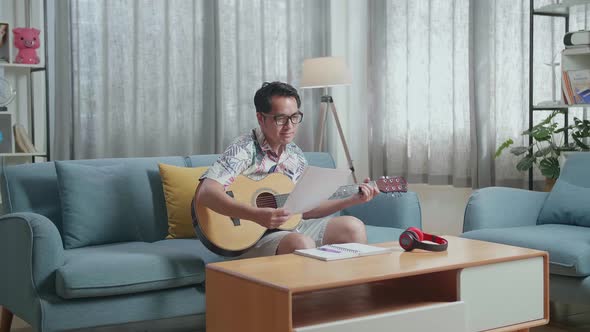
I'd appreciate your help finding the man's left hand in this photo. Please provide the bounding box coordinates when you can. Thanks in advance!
[354,177,380,204]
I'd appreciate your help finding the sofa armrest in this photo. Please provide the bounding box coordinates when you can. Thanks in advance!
[341,192,421,229]
[0,212,64,320]
[463,187,548,232]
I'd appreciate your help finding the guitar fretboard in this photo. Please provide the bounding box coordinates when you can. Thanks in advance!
[263,178,406,209]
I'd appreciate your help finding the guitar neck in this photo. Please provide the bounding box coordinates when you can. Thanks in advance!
[270,177,407,208]
[330,182,377,200]
[270,183,367,208]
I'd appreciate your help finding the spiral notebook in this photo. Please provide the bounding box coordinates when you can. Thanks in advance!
[294,243,392,261]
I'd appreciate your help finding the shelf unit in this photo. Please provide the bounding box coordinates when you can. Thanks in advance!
[528,0,590,190]
[0,0,49,162]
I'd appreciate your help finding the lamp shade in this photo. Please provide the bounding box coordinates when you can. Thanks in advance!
[300,56,352,89]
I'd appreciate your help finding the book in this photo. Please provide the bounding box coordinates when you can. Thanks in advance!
[564,30,590,46]
[567,69,590,104]
[0,114,12,153]
[294,243,392,261]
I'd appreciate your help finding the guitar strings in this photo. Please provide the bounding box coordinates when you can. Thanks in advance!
[256,180,407,207]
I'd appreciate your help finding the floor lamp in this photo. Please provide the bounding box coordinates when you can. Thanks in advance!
[300,56,358,183]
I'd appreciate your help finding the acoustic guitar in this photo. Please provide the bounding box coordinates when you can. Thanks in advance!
[192,173,407,257]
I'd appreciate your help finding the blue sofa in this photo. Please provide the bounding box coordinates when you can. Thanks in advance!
[0,152,422,332]
[462,152,590,306]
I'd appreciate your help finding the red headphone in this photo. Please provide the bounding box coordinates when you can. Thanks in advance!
[399,227,448,252]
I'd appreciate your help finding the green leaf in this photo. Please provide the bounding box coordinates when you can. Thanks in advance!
[510,146,530,156]
[531,126,552,141]
[516,156,536,172]
[495,138,514,158]
[539,157,560,179]
[572,133,590,150]
[534,146,553,157]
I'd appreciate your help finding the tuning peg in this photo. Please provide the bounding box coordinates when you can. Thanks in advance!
[380,176,386,179]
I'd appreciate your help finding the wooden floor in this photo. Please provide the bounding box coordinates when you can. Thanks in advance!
[4,312,590,332]
[4,302,590,331]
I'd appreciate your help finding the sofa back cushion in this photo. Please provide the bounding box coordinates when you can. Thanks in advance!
[538,153,590,227]
[56,162,140,249]
[1,162,63,230]
[2,156,188,242]
[159,164,208,239]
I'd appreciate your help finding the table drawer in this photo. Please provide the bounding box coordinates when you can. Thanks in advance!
[294,301,466,332]
[460,257,545,331]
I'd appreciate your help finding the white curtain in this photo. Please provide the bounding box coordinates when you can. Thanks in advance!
[53,0,328,160]
[52,0,589,188]
[368,0,471,187]
[366,0,588,188]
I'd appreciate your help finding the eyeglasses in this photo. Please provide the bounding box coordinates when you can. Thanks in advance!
[260,111,304,126]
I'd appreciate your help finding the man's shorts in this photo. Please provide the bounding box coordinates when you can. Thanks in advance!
[237,216,331,259]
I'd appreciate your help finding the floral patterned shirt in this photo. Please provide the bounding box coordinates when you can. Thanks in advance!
[201,128,308,188]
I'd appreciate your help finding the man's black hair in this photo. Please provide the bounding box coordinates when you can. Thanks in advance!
[254,81,301,113]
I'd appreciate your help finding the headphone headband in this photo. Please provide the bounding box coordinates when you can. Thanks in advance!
[399,228,448,252]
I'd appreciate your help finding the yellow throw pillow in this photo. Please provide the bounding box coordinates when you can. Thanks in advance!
[158,164,208,239]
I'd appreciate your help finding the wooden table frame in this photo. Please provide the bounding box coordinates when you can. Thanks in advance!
[206,236,549,332]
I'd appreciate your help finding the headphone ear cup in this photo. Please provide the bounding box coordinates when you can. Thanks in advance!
[407,227,424,241]
[399,230,418,251]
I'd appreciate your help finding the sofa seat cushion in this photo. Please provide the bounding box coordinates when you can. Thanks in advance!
[462,224,590,277]
[56,240,213,299]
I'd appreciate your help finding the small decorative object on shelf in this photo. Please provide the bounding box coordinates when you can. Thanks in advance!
[0,23,8,63]
[13,123,37,153]
[0,113,13,153]
[0,77,16,107]
[12,27,40,64]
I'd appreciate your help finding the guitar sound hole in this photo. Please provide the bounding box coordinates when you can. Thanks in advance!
[256,192,278,209]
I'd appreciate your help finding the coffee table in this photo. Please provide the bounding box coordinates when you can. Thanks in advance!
[206,236,548,332]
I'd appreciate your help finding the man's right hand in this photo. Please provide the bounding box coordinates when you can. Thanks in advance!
[255,208,291,229]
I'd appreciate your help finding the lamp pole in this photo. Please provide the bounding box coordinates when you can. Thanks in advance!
[317,91,358,183]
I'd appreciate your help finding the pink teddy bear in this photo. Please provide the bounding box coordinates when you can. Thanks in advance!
[13,28,40,64]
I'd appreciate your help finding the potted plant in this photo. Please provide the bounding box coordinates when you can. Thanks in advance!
[495,110,590,191]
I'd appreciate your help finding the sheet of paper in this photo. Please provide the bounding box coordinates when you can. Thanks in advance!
[283,166,352,214]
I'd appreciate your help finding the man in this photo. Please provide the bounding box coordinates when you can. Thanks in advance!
[194,81,378,258]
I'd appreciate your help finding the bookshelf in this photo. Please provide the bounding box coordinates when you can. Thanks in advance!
[528,0,590,190]
[0,0,49,163]
[533,0,590,15]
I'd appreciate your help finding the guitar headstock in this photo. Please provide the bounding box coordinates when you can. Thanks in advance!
[375,176,407,193]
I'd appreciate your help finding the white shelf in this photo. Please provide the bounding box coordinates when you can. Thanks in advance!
[563,46,590,56]
[0,152,46,157]
[535,0,590,15]
[0,62,45,69]
[533,102,590,109]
